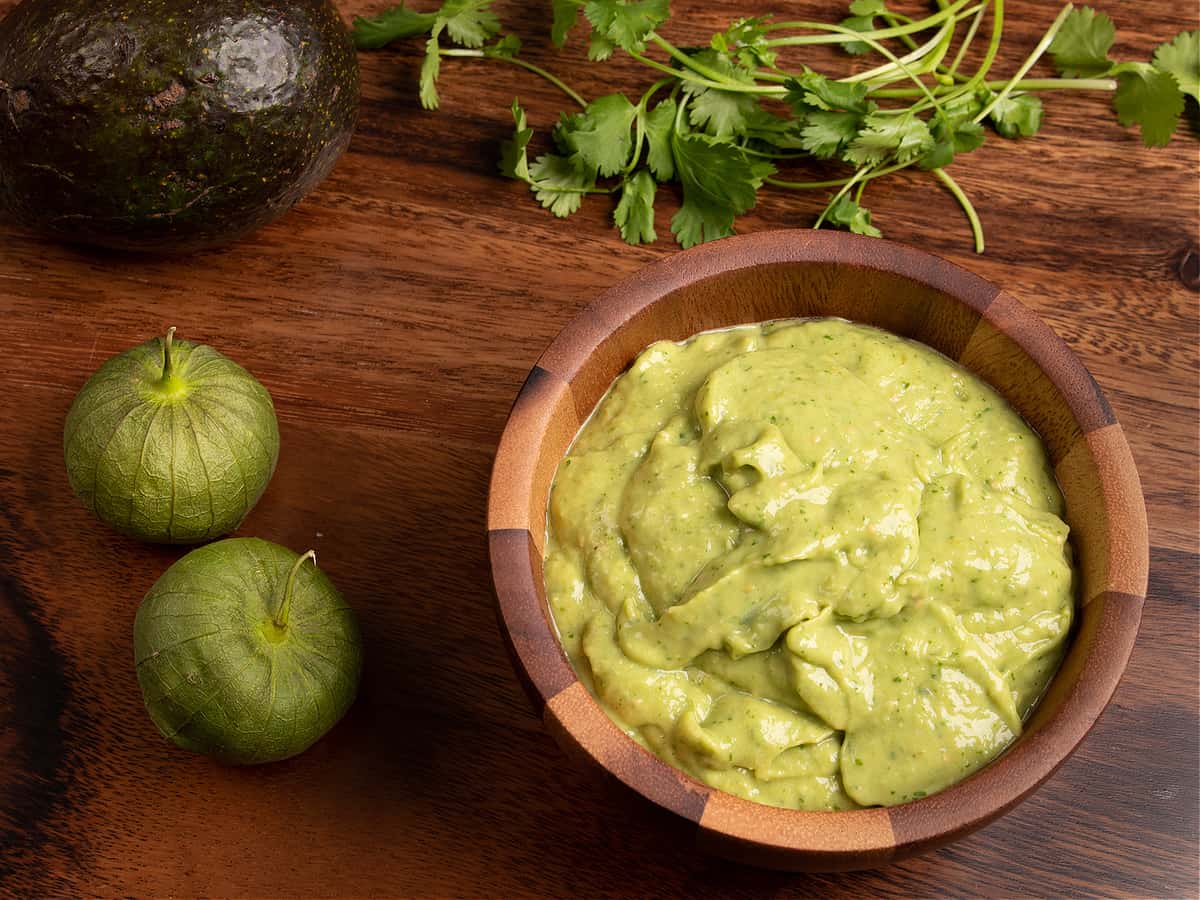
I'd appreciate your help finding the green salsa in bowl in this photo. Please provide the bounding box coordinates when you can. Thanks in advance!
[488,231,1147,871]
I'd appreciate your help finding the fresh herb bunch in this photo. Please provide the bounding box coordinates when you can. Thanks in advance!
[353,1,1198,251]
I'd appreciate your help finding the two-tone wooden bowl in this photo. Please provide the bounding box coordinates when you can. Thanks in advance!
[487,231,1148,872]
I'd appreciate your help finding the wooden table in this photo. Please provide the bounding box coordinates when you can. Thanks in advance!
[1,1,1196,895]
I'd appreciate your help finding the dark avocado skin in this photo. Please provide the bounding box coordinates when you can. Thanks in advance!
[0,0,359,251]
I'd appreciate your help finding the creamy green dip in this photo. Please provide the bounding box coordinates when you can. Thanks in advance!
[543,318,1074,810]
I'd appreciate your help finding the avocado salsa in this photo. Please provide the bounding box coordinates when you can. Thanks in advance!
[543,318,1075,810]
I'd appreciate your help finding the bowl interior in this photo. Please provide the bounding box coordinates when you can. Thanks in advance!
[488,233,1148,871]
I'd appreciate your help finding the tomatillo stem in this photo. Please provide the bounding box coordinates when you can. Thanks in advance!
[275,550,317,629]
[161,326,177,381]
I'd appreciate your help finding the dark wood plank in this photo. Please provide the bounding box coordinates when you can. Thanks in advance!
[0,0,1196,895]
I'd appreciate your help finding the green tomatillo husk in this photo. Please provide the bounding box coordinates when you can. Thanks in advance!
[134,538,363,764]
[64,328,279,543]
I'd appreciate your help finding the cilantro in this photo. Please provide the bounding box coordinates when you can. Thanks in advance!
[483,34,522,59]
[849,0,887,15]
[583,0,670,54]
[501,99,597,216]
[557,94,639,178]
[742,108,807,151]
[844,114,933,166]
[1049,7,1115,78]
[419,28,444,110]
[800,111,864,159]
[355,0,500,109]
[551,0,579,47]
[643,99,677,180]
[361,0,1197,251]
[1113,63,1186,147]
[498,99,533,181]
[838,16,876,56]
[918,140,954,171]
[440,0,501,47]
[988,93,1044,138]
[938,117,985,154]
[827,196,881,237]
[588,31,618,61]
[529,154,594,217]
[614,170,658,243]
[352,4,438,49]
[1153,30,1200,104]
[682,52,761,139]
[670,134,773,248]
[786,71,872,115]
[712,17,778,69]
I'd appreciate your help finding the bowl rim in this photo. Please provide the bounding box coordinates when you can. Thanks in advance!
[487,230,1148,867]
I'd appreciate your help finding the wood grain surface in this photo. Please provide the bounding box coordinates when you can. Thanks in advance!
[0,0,1196,896]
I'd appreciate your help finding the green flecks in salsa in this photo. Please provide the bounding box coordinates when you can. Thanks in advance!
[543,318,1075,810]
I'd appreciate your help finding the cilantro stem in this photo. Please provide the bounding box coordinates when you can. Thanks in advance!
[932,168,984,253]
[649,34,736,86]
[881,13,922,53]
[973,3,1074,124]
[814,166,875,229]
[842,14,958,87]
[966,0,1005,89]
[763,1,975,47]
[947,3,987,76]
[439,48,587,108]
[624,79,673,176]
[826,24,950,122]
[767,160,915,190]
[633,41,785,95]
[869,76,1116,98]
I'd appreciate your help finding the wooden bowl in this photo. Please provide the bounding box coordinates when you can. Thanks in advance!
[487,231,1148,872]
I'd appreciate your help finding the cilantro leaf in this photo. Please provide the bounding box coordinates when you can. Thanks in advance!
[1049,7,1115,78]
[827,196,882,237]
[363,0,500,108]
[551,0,580,47]
[785,71,871,114]
[419,28,444,110]
[849,0,887,15]
[711,17,778,69]
[615,170,658,243]
[988,93,1043,138]
[919,111,986,169]
[1153,30,1200,103]
[918,140,955,171]
[483,33,522,59]
[529,154,595,217]
[800,110,864,158]
[1113,62,1185,147]
[743,108,807,150]
[589,31,618,60]
[557,93,639,178]
[843,113,933,166]
[584,0,670,54]
[352,3,438,49]
[838,16,876,56]
[440,0,501,47]
[501,99,597,217]
[682,51,760,138]
[670,134,773,248]
[688,88,759,137]
[644,98,677,180]
[499,99,533,181]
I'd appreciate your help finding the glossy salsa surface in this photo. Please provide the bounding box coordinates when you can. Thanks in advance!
[543,318,1075,810]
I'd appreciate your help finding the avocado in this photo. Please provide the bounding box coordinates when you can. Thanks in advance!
[0,0,359,251]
